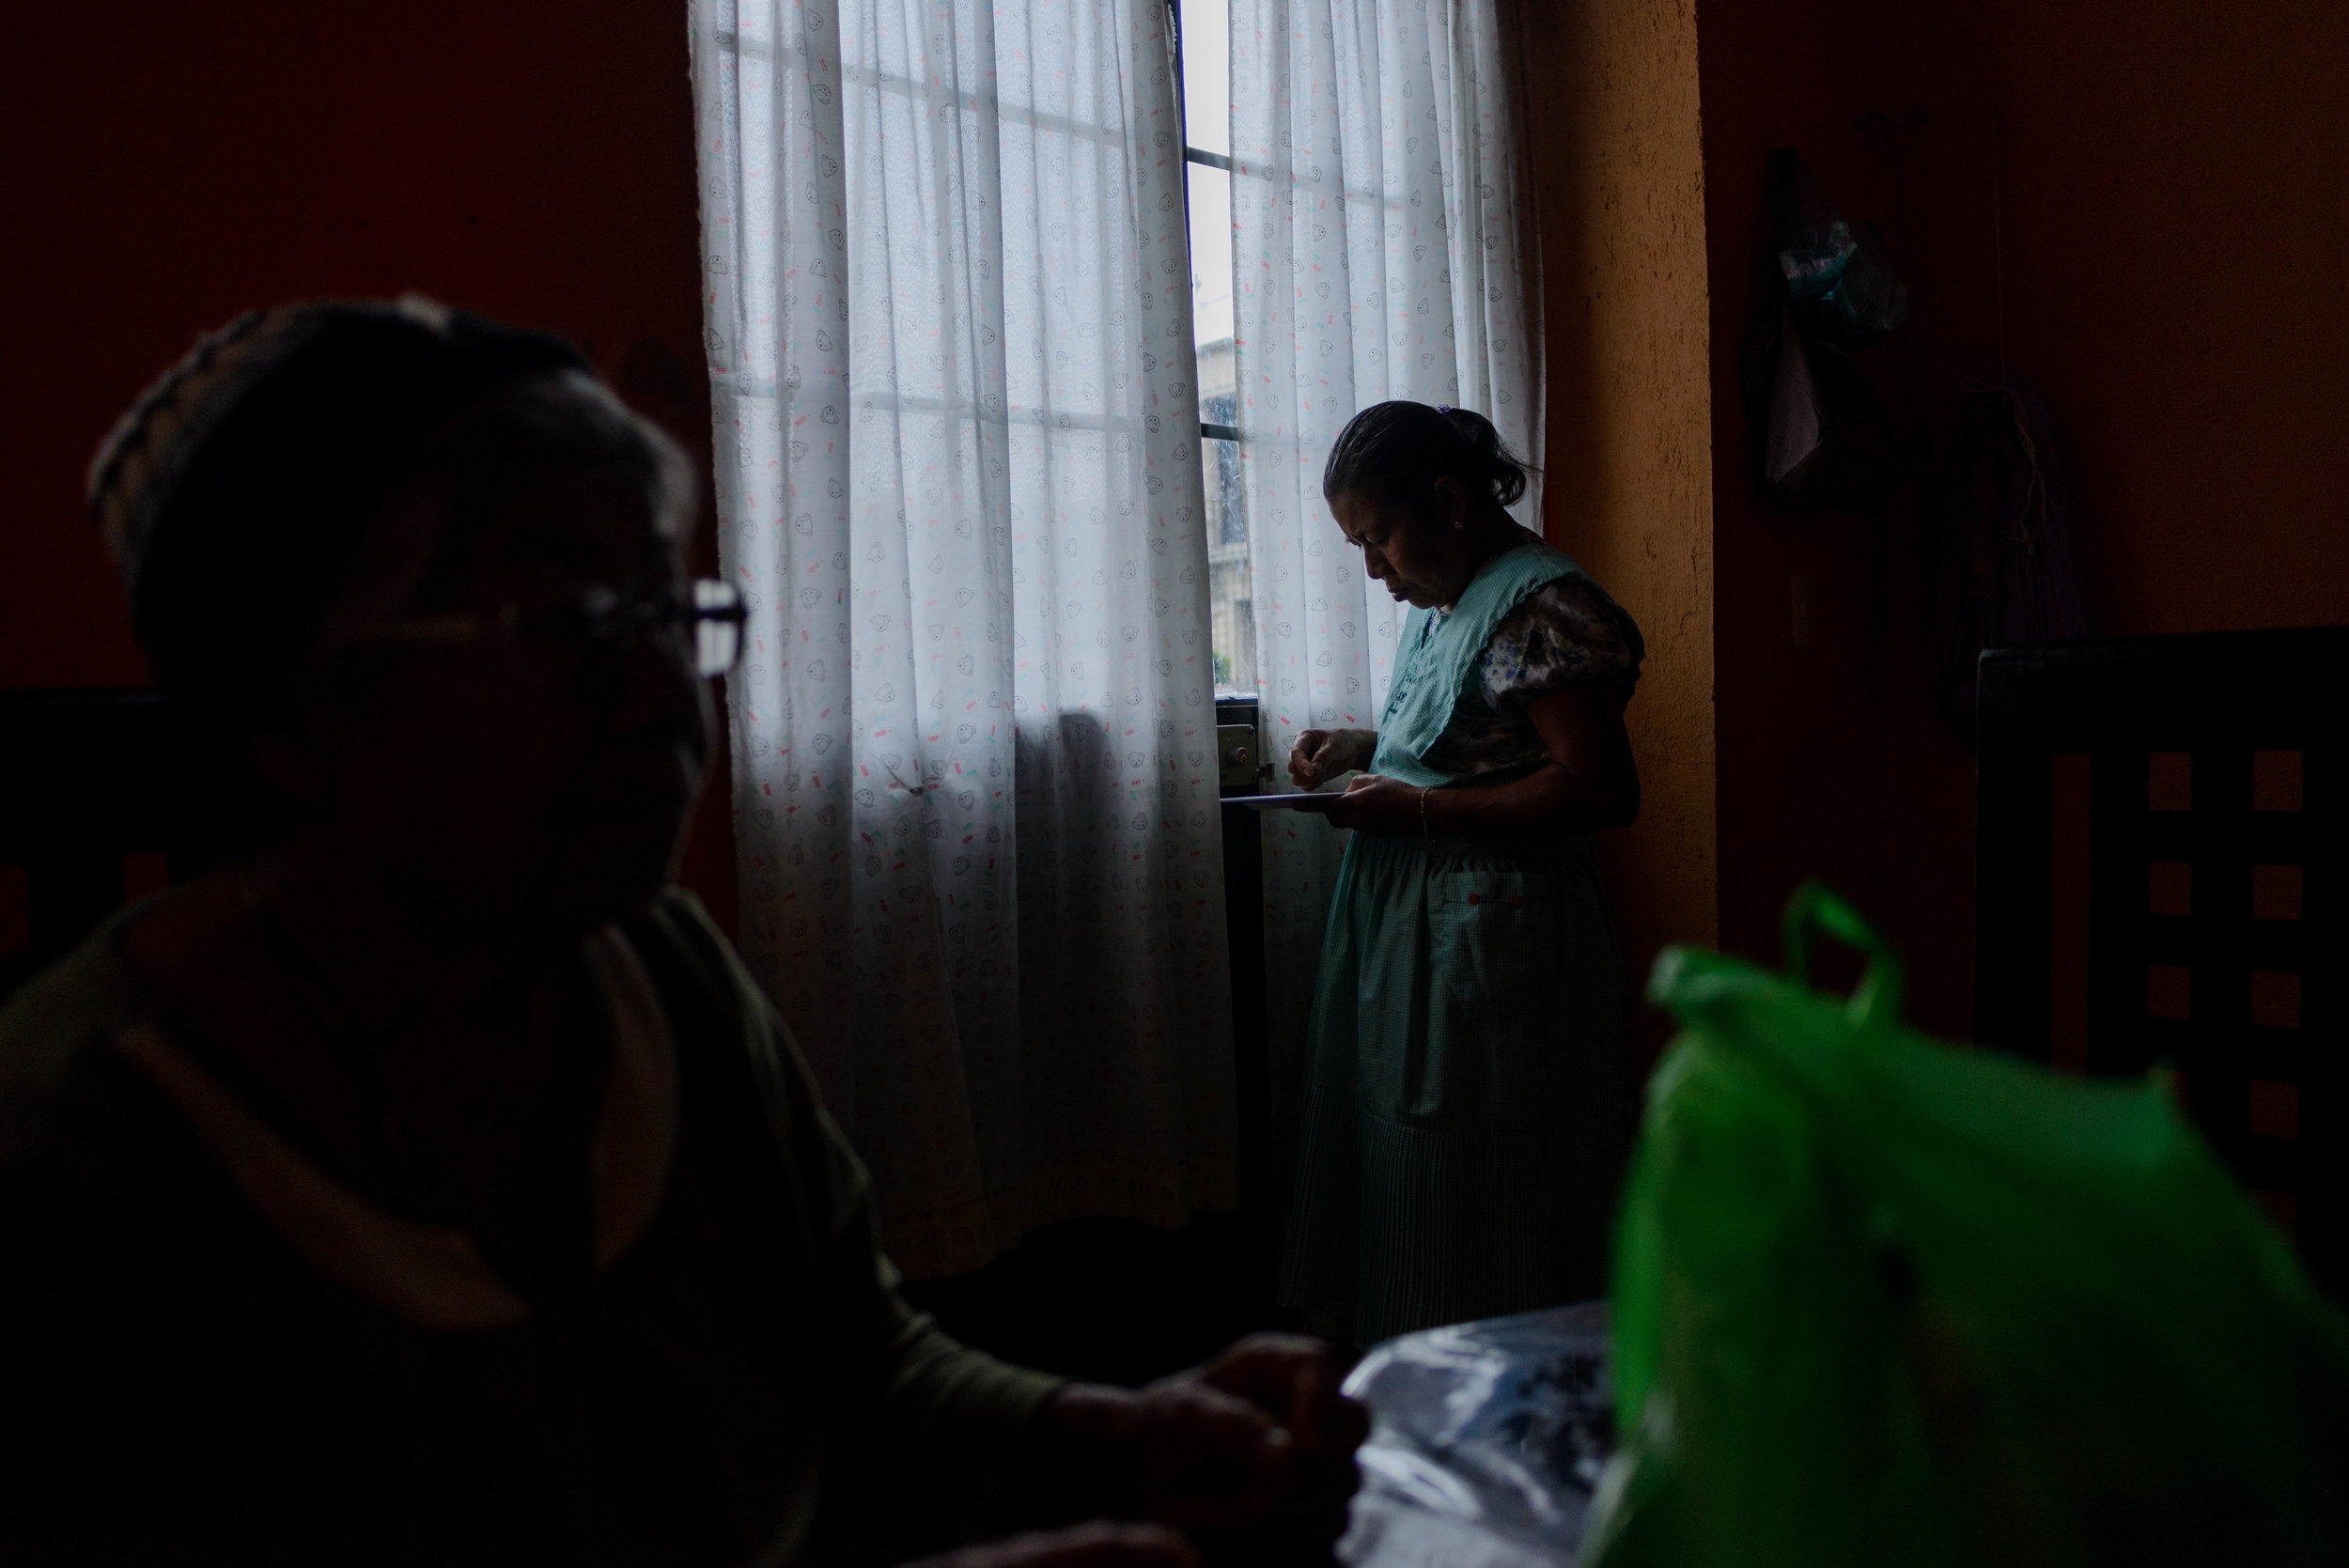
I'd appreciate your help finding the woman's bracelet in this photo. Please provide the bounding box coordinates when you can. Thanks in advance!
[1419,785,1432,839]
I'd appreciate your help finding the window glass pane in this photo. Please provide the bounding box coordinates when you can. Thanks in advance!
[1186,162,1234,357]
[1176,0,1229,158]
[1178,0,1248,692]
[1205,440,1253,691]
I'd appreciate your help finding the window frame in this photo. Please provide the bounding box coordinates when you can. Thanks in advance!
[1166,0,1241,444]
[1166,0,1255,695]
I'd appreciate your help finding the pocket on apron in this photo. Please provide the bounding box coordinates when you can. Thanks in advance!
[1358,867,1559,1126]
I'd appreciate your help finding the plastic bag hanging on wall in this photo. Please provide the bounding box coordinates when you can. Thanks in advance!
[1739,149,1907,511]
[1768,147,1907,349]
[1741,295,1904,511]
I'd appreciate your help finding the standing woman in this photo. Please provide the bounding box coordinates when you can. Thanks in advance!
[1279,402,1644,1345]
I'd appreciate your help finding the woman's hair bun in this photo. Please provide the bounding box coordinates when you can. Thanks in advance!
[1321,399,1532,519]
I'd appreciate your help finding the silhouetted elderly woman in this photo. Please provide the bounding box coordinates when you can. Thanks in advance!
[0,301,1361,1567]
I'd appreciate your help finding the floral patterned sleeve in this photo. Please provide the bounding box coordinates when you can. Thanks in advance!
[1475,578,1644,708]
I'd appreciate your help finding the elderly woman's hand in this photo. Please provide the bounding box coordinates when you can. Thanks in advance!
[1183,1333,1370,1545]
[1034,1336,1366,1547]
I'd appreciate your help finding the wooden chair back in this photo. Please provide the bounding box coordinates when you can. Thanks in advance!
[1975,629,2348,1289]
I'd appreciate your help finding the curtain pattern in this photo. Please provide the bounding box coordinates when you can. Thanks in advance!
[1230,0,1539,1105]
[692,0,1237,1280]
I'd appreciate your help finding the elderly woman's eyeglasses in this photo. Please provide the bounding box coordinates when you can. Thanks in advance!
[342,579,749,683]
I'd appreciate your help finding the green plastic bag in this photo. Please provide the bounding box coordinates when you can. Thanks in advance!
[1582,884,2349,1568]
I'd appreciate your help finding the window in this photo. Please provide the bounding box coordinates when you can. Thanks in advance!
[1170,0,1253,693]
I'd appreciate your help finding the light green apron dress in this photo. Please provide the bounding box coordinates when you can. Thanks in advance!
[1278,539,1629,1343]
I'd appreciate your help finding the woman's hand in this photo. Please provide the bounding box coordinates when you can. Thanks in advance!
[1309,689,1640,839]
[1187,1334,1370,1545]
[1317,774,1423,836]
[1033,1336,1365,1544]
[1287,728,1374,789]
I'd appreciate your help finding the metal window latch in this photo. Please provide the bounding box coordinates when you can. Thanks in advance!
[1217,723,1257,792]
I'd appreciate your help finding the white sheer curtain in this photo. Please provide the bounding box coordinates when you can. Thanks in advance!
[691,0,1237,1280]
[1230,0,1539,1087]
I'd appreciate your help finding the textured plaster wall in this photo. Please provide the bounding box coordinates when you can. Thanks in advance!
[16,0,2335,1065]
[1877,0,2349,640]
[0,0,739,927]
[1697,0,2349,1039]
[1519,0,1718,1060]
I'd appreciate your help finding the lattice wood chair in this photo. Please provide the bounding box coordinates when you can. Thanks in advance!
[1975,629,2348,1292]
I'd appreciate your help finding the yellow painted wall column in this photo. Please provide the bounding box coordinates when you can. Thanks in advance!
[1516,0,1717,1062]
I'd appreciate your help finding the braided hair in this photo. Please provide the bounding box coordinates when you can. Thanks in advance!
[87,297,678,843]
[1320,401,1532,523]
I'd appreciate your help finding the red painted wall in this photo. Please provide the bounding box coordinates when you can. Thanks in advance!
[1699,0,2349,1038]
[12,0,2342,1018]
[0,0,737,926]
